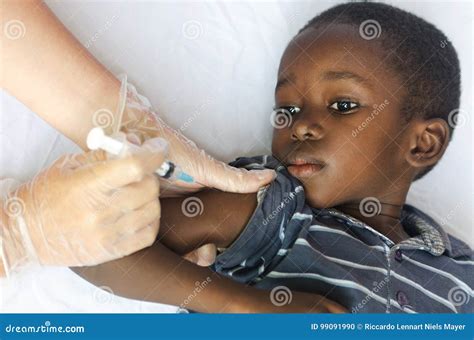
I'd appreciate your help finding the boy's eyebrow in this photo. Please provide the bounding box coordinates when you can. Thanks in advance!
[275,70,372,93]
[321,70,371,86]
[275,73,296,92]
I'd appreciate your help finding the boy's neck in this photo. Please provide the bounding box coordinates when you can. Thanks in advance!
[335,184,413,244]
[338,204,412,244]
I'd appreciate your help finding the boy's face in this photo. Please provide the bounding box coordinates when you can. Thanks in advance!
[272,24,412,209]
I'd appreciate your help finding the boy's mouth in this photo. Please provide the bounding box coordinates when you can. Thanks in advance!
[286,156,326,178]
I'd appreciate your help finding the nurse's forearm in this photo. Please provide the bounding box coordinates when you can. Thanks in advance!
[1,0,121,150]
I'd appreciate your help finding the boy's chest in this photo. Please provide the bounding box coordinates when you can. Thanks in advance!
[257,220,472,314]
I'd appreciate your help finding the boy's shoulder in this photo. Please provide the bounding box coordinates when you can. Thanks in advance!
[403,204,473,260]
[446,234,473,260]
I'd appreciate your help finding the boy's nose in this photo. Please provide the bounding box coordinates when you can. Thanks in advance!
[291,114,324,141]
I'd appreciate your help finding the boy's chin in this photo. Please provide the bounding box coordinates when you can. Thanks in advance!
[303,190,335,210]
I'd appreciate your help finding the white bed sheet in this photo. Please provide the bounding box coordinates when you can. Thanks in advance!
[1,0,472,313]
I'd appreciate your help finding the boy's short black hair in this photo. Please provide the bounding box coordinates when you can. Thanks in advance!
[298,1,461,179]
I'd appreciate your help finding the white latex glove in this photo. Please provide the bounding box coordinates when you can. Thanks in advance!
[0,138,167,276]
[112,75,276,197]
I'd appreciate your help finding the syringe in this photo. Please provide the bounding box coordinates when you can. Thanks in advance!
[87,127,196,183]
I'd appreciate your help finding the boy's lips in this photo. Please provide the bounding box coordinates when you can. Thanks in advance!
[286,157,326,178]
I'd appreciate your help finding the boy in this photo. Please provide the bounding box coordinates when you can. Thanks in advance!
[74,2,473,313]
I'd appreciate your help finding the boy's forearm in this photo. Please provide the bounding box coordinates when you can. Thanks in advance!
[73,241,263,313]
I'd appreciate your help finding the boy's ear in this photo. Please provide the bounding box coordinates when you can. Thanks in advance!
[405,118,450,171]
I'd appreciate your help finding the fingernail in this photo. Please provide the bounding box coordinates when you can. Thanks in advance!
[253,169,276,181]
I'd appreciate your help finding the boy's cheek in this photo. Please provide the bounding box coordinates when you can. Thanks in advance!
[271,132,288,156]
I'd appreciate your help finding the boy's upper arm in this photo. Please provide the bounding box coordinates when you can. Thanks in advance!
[158,189,260,255]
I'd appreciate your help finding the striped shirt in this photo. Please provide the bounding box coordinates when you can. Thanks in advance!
[213,155,473,313]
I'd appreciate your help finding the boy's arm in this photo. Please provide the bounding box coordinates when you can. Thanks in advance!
[73,189,346,313]
[74,241,264,312]
[157,189,258,255]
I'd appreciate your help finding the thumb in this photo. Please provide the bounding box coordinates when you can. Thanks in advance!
[204,159,276,193]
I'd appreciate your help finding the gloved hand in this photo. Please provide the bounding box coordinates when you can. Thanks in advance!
[0,138,167,276]
[112,75,276,197]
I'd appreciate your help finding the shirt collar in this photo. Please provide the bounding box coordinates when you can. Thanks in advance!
[316,204,459,257]
[399,204,450,256]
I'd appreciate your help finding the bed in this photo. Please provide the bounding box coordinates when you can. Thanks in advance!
[1,0,471,313]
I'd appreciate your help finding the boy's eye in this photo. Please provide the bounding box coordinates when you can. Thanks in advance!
[274,106,301,116]
[328,100,359,114]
